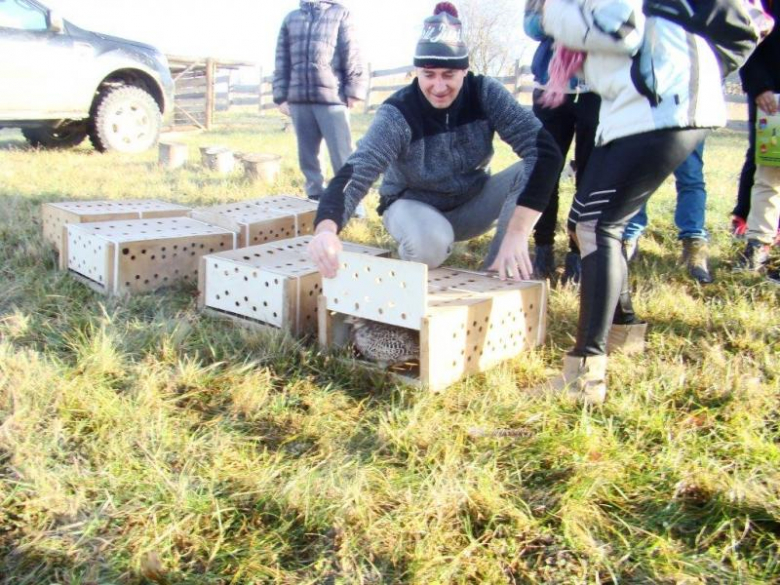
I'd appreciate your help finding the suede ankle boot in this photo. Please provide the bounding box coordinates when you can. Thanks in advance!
[681,238,713,284]
[606,322,647,355]
[552,354,608,405]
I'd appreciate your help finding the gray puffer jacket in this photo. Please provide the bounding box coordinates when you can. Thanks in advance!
[273,0,367,105]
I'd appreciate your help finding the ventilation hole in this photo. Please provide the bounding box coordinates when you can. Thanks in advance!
[122,248,130,255]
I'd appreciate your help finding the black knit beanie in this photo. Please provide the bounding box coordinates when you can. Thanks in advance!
[413,3,469,69]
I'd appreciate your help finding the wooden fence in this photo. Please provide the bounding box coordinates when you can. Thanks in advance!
[220,59,751,131]
[226,61,536,114]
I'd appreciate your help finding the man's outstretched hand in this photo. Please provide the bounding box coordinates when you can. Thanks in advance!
[308,220,342,278]
[486,205,541,281]
[487,230,533,281]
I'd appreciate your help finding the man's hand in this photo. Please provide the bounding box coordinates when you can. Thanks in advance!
[347,97,361,109]
[308,220,342,278]
[488,230,533,281]
[756,91,778,116]
[279,101,291,116]
[486,205,541,281]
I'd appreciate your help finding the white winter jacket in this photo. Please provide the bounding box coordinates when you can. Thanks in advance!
[543,0,726,145]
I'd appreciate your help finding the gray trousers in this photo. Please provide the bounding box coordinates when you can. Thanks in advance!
[289,104,353,199]
[382,162,525,268]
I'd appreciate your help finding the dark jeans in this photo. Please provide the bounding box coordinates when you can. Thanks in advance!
[568,128,710,356]
[532,89,600,252]
[734,98,758,220]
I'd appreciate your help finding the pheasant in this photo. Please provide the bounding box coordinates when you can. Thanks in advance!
[347,317,420,369]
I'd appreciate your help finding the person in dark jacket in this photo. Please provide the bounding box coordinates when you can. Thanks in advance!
[308,2,562,282]
[732,0,780,230]
[732,0,780,266]
[273,0,367,201]
[524,0,600,284]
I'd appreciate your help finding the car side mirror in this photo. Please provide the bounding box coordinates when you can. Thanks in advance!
[48,11,64,33]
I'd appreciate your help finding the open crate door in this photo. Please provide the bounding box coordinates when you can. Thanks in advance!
[321,252,428,330]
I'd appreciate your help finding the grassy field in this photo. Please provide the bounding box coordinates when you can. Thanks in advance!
[0,108,778,584]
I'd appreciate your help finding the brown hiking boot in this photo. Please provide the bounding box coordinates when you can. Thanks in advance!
[551,355,608,405]
[607,322,647,355]
[681,238,713,284]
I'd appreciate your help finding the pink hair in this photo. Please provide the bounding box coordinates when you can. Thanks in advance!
[539,45,586,108]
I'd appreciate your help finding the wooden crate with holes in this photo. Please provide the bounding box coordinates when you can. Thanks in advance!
[318,252,548,391]
[198,236,388,336]
[189,195,318,248]
[62,217,236,295]
[42,200,191,253]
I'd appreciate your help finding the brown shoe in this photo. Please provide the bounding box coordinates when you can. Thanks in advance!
[681,238,713,284]
[607,322,647,355]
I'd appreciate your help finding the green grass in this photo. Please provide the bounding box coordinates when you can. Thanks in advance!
[0,108,778,584]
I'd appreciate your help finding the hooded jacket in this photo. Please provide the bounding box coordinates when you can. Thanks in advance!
[273,1,367,105]
[543,0,726,145]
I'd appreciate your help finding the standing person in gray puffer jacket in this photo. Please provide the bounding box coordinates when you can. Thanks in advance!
[273,0,367,201]
[308,2,562,282]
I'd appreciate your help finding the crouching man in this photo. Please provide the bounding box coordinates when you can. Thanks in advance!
[308,2,563,280]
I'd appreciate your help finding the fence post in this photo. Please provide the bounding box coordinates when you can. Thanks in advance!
[226,74,232,112]
[258,66,265,115]
[513,59,521,98]
[205,58,215,130]
[363,62,372,114]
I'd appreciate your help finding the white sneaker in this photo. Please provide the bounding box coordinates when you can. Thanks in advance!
[354,202,367,219]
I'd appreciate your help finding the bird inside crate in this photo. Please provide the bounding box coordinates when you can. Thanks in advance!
[344,316,420,370]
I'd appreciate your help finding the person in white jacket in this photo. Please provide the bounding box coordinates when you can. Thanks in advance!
[541,0,726,402]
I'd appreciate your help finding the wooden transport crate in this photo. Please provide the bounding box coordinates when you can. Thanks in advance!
[42,200,191,252]
[198,236,388,336]
[319,252,548,391]
[190,196,318,248]
[62,217,236,295]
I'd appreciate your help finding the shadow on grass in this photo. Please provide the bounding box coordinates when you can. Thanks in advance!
[598,491,780,580]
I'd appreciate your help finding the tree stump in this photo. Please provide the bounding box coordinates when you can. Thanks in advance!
[201,146,235,173]
[241,153,282,184]
[158,142,188,169]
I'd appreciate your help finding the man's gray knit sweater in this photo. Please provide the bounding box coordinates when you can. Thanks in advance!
[315,73,562,241]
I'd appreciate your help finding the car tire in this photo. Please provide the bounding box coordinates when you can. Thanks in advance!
[89,85,162,153]
[22,122,88,149]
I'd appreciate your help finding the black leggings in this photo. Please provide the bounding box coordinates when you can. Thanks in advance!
[569,127,710,356]
[734,98,757,220]
[532,90,601,251]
